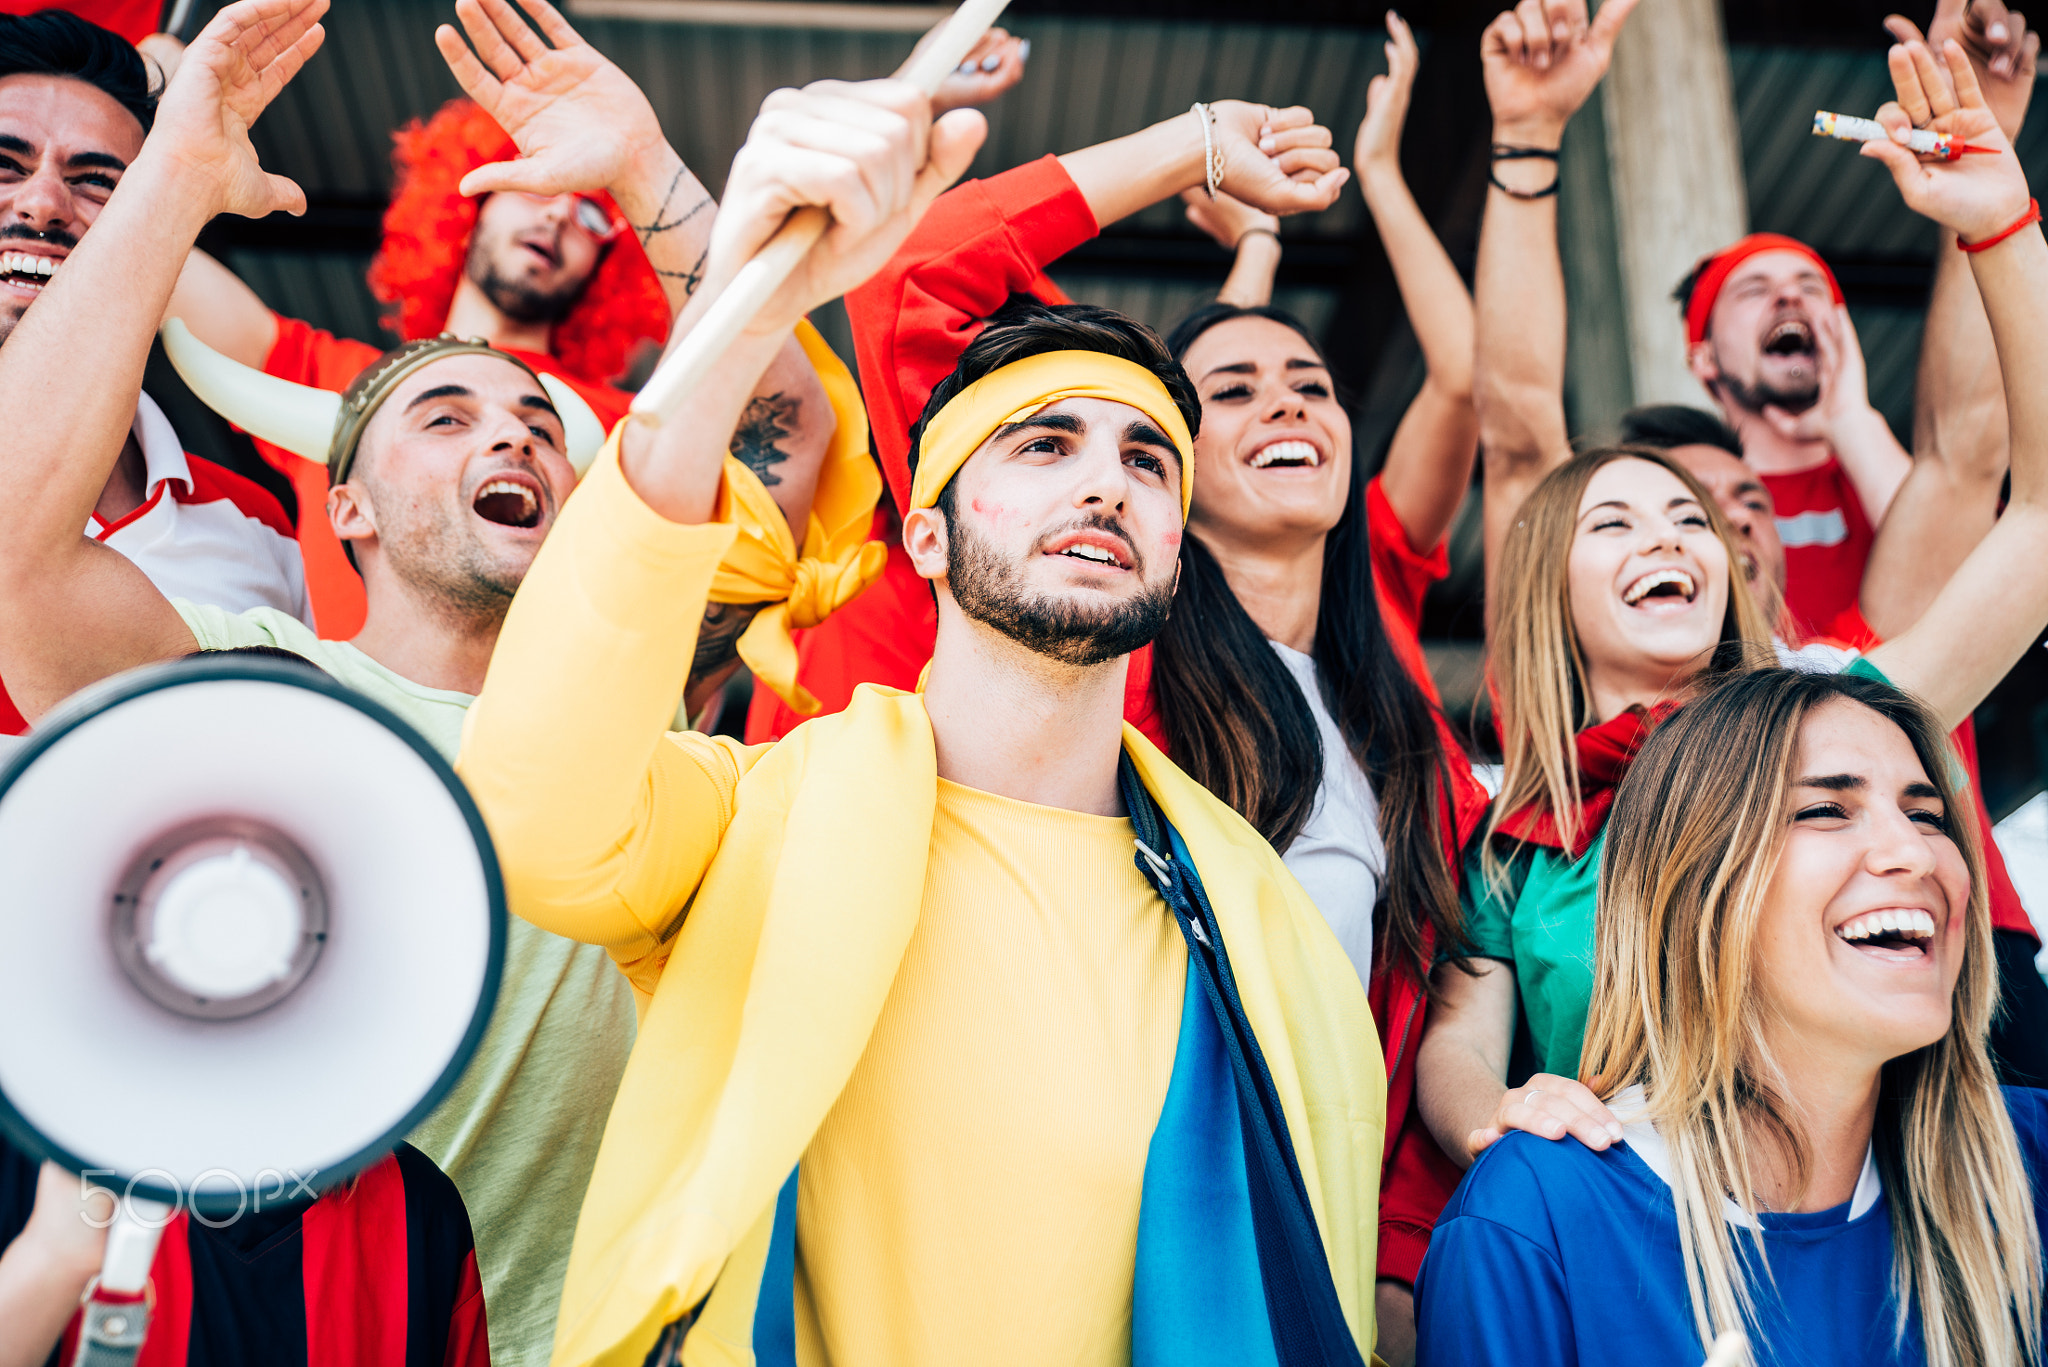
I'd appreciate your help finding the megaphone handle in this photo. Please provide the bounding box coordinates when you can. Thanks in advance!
[70,1195,169,1367]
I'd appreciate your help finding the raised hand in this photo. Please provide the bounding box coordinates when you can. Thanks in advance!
[709,81,986,336]
[436,0,667,199]
[1181,186,1280,250]
[1211,102,1348,215]
[1759,305,1875,443]
[1864,37,2033,241]
[1481,0,1640,144]
[1355,9,1420,175]
[926,25,1028,115]
[151,0,325,220]
[1885,0,2036,139]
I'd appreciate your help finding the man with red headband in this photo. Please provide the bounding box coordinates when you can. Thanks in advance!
[1675,232,1913,637]
[163,0,835,639]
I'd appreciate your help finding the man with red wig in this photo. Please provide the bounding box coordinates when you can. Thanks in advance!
[165,0,829,638]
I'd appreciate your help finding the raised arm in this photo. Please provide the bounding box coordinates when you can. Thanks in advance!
[1473,0,1638,631]
[0,0,326,721]
[437,0,834,537]
[1359,9,1479,555]
[1861,37,2048,730]
[1858,0,2035,639]
[1059,101,1347,231]
[1182,188,1283,308]
[458,80,984,975]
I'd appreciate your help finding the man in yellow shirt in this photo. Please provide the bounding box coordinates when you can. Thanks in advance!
[458,76,1386,1367]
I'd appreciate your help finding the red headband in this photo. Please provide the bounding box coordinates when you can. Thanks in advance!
[1683,233,1844,348]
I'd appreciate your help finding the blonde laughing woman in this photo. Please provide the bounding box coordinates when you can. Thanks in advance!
[1415,667,2047,1366]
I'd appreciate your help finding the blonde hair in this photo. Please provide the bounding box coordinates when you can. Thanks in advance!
[1582,669,2042,1367]
[1487,446,1775,860]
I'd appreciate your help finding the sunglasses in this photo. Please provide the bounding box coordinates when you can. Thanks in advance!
[515,192,625,243]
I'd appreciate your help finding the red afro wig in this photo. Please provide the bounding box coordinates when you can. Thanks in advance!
[366,97,670,388]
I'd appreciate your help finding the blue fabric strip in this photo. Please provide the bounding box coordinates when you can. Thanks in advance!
[1133,958,1280,1367]
[752,1168,801,1366]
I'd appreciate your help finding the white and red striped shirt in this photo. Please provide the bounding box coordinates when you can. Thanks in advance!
[1,393,309,733]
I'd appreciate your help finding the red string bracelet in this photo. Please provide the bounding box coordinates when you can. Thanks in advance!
[1958,198,2042,253]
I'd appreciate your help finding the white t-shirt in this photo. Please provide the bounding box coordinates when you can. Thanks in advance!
[96,393,310,626]
[1269,641,1386,988]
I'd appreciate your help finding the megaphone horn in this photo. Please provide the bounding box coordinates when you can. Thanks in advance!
[0,654,505,1362]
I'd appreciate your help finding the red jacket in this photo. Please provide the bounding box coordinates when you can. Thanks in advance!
[763,154,1488,1282]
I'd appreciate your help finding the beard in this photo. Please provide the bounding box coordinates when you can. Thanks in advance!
[357,469,525,629]
[466,224,588,325]
[945,511,1174,667]
[1715,351,1819,416]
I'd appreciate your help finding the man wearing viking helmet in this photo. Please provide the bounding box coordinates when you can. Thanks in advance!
[0,1,873,1361]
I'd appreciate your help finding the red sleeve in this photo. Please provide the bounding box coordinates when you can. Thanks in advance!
[1951,717,2039,942]
[265,313,383,393]
[442,1251,491,1367]
[0,0,156,41]
[847,155,1099,513]
[1365,475,1449,696]
[1376,1105,1464,1285]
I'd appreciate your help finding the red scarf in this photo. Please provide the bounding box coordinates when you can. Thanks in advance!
[1495,703,1676,857]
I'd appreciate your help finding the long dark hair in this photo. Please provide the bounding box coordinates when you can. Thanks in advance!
[1152,302,1464,985]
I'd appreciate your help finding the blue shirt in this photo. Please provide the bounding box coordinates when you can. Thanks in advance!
[1416,1087,2048,1366]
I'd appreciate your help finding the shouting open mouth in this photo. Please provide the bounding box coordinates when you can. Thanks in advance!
[472,473,544,530]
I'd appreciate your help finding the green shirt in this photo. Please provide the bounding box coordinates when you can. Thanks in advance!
[177,602,637,1367]
[1463,654,1902,1082]
[1458,835,1606,1080]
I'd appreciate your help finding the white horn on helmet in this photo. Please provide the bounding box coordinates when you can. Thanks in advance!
[160,319,340,464]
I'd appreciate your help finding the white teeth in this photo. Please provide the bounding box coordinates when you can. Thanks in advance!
[0,251,55,283]
[1250,440,1320,469]
[1061,543,1119,566]
[1837,909,1937,943]
[1622,569,1696,605]
[476,479,537,514]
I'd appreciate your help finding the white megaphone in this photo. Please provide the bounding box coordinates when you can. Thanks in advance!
[0,655,504,1364]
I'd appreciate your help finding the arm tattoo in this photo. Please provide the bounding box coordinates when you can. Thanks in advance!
[633,165,713,245]
[691,600,762,679]
[729,392,801,487]
[656,245,709,296]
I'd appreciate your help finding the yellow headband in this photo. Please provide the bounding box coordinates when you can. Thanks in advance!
[911,350,1194,519]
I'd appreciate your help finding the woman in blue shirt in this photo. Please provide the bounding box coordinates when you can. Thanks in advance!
[1417,667,2047,1366]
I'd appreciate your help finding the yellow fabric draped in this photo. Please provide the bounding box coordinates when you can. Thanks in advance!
[910,350,1195,518]
[545,689,1383,1366]
[710,321,886,715]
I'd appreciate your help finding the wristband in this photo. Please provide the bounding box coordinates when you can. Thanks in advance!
[1958,198,2041,253]
[1235,226,1281,249]
[1490,144,1562,200]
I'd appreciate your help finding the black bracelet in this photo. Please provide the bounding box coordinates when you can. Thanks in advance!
[1234,226,1281,249]
[1489,145,1561,199]
[1489,167,1561,199]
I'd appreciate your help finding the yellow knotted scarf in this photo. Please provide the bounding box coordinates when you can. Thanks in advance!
[547,688,1384,1366]
[911,350,1196,518]
[709,322,887,715]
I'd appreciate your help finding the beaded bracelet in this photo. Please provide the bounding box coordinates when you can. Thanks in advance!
[1191,102,1223,200]
[1958,198,2042,253]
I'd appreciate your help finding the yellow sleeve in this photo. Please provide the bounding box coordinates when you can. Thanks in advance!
[458,430,752,993]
